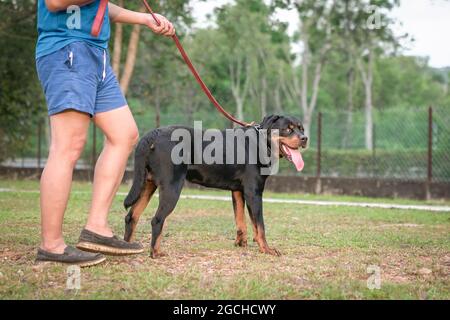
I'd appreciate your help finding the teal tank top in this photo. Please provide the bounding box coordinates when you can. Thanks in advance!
[36,0,110,59]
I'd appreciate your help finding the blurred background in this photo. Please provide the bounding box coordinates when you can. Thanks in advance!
[0,0,449,198]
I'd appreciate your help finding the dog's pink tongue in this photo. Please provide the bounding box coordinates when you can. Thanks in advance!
[283,145,305,172]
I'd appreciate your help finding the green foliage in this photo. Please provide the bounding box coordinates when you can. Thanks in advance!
[278,148,449,181]
[0,0,449,177]
[374,56,447,108]
[0,0,45,161]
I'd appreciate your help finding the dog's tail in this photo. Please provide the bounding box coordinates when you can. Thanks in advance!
[124,131,157,209]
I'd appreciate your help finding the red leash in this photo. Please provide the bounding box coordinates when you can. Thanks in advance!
[141,0,250,127]
[92,0,249,127]
[91,0,109,37]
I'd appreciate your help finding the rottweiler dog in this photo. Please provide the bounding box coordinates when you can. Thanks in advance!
[123,115,308,258]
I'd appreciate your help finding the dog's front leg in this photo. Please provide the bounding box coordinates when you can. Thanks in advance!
[232,191,247,247]
[244,190,281,257]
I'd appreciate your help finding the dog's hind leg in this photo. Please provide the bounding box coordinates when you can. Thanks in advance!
[232,191,247,247]
[124,180,157,242]
[150,178,184,259]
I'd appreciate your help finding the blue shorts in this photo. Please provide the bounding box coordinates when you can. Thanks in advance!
[36,41,127,117]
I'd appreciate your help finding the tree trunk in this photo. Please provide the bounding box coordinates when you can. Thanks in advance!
[120,23,141,96]
[301,34,309,115]
[274,84,284,115]
[260,76,267,118]
[300,58,325,137]
[364,78,373,150]
[298,26,329,137]
[364,51,374,150]
[45,116,51,152]
[357,47,374,151]
[112,23,123,77]
[342,66,354,148]
[235,98,244,122]
[112,0,123,78]
[185,86,196,124]
[229,59,250,125]
[303,108,313,137]
[155,83,161,128]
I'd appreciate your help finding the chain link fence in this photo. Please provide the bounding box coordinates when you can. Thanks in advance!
[4,106,450,183]
[278,106,449,182]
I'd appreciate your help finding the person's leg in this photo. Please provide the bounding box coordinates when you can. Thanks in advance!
[40,111,91,254]
[85,106,139,236]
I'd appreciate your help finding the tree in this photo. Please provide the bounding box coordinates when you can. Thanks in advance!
[128,0,194,127]
[212,0,293,123]
[0,0,44,160]
[112,0,193,96]
[276,0,338,135]
[345,0,401,150]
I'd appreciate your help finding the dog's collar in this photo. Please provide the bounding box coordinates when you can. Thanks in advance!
[250,124,273,158]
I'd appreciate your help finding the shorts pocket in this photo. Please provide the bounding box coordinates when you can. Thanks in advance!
[36,46,73,91]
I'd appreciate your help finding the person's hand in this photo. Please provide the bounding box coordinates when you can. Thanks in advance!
[144,13,175,37]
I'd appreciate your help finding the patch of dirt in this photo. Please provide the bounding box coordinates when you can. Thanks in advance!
[0,246,35,265]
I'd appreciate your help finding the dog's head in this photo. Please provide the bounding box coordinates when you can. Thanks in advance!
[260,115,308,171]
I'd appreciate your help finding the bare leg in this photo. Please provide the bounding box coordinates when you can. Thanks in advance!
[40,111,90,253]
[85,106,139,236]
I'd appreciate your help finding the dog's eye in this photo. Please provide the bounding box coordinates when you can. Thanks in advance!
[285,128,292,134]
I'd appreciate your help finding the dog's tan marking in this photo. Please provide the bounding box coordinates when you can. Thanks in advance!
[232,191,247,247]
[125,180,157,242]
[279,135,301,149]
[255,225,281,256]
[151,220,167,258]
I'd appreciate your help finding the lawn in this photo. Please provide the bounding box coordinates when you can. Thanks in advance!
[0,180,449,299]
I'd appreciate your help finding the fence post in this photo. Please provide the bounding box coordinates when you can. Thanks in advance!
[426,106,433,200]
[91,124,97,180]
[37,119,42,176]
[372,123,376,177]
[315,112,322,194]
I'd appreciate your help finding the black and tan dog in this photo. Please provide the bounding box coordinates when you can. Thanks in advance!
[123,115,308,258]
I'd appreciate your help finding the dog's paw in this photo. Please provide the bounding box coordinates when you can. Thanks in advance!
[261,247,282,257]
[150,250,167,259]
[234,238,248,248]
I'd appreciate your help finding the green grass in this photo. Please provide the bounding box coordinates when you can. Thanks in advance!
[2,179,450,206]
[0,180,449,299]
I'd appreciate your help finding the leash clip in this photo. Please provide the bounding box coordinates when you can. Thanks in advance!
[252,124,262,132]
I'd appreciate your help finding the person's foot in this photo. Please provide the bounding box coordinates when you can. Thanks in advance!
[76,228,144,256]
[84,224,114,238]
[40,241,67,255]
[35,246,106,268]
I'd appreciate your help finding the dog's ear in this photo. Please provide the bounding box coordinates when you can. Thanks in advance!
[260,115,280,129]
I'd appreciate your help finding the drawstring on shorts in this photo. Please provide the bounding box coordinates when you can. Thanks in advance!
[102,50,106,81]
